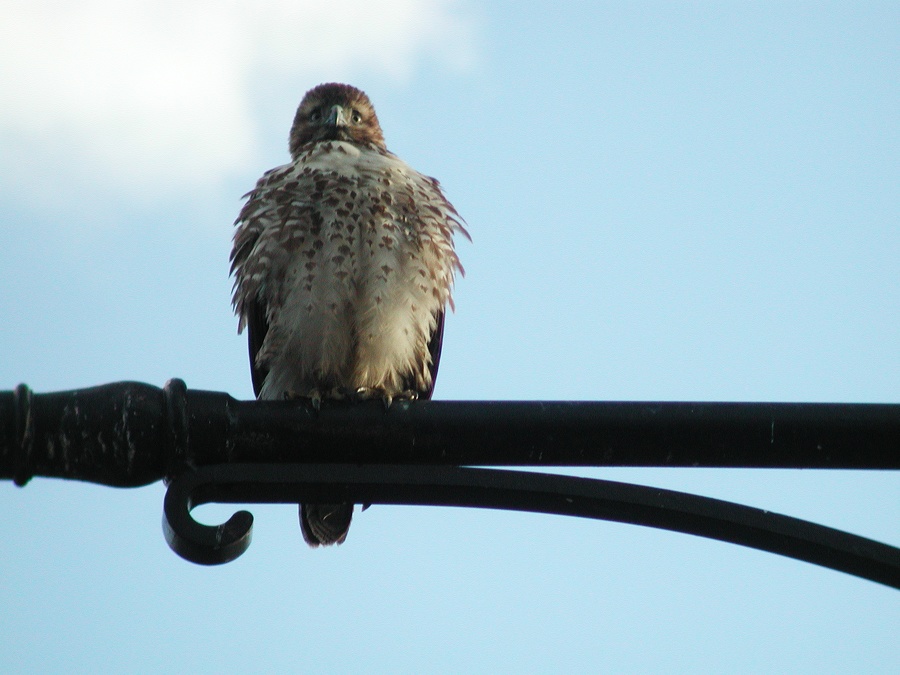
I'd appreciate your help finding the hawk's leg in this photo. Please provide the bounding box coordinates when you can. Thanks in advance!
[350,386,419,410]
[286,386,388,408]
[282,385,420,411]
[283,388,330,411]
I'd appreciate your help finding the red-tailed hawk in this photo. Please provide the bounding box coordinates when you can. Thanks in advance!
[230,83,468,546]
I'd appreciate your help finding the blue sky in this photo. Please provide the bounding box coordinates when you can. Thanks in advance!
[1,1,898,672]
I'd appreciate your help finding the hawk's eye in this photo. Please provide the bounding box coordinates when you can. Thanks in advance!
[351,110,363,124]
[308,109,321,122]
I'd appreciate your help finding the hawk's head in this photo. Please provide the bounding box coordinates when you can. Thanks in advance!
[289,83,386,157]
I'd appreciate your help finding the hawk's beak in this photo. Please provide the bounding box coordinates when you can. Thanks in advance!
[325,104,348,128]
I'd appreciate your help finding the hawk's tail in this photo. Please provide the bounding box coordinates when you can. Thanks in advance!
[299,503,353,547]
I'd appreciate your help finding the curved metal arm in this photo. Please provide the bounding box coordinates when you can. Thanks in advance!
[162,463,900,588]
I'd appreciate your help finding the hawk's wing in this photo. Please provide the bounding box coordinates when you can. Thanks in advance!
[415,310,445,401]
[246,299,269,399]
[229,164,293,400]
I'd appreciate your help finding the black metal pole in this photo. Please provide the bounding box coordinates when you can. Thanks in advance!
[2,380,898,487]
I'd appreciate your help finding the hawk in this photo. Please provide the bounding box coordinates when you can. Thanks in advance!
[230,83,468,547]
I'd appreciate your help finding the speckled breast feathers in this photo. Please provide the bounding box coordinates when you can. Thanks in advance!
[231,139,466,401]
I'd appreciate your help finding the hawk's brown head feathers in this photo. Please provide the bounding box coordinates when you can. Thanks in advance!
[289,83,386,157]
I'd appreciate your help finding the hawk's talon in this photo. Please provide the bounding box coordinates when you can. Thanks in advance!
[328,386,350,401]
[284,389,322,411]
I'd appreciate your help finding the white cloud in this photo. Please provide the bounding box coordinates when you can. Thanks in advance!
[0,0,476,197]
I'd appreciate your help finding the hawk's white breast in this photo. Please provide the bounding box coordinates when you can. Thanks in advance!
[232,141,465,400]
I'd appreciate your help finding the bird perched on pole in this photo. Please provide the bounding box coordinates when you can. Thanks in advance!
[230,83,469,547]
